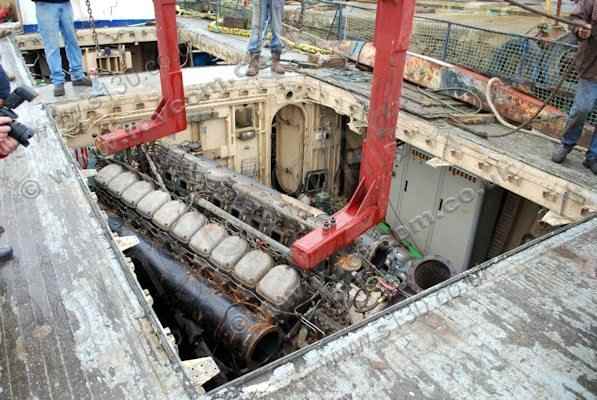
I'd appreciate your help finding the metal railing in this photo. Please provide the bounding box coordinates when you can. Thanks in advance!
[180,0,595,126]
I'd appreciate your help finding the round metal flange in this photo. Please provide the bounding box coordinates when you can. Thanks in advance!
[406,255,456,293]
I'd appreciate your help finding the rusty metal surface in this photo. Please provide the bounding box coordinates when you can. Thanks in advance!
[0,38,197,399]
[335,42,573,141]
[208,217,597,399]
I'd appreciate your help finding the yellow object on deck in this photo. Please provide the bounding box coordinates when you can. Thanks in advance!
[208,21,252,37]
[207,21,332,55]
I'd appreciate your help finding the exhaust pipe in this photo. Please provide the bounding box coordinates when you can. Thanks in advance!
[406,256,456,293]
[110,217,282,366]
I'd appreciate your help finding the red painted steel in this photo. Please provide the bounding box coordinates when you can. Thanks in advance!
[291,0,416,269]
[96,0,187,155]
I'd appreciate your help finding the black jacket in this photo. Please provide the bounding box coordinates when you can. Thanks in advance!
[0,65,10,101]
[572,0,597,81]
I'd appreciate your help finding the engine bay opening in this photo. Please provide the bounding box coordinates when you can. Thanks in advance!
[45,58,561,391]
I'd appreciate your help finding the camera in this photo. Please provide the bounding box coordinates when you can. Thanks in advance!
[1,86,38,147]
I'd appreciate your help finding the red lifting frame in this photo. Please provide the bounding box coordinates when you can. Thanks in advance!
[291,0,416,270]
[96,0,187,155]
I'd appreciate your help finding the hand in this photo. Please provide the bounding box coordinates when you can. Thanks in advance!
[576,24,592,40]
[0,116,17,158]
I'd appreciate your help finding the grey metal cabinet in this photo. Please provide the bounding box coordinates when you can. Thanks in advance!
[387,144,486,273]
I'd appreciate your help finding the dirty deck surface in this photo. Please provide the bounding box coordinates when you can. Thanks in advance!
[178,17,310,63]
[0,39,197,399]
[34,63,296,105]
[210,217,597,399]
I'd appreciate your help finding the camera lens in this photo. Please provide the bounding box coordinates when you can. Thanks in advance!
[10,121,35,147]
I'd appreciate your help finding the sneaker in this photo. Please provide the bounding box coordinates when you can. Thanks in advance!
[582,159,597,175]
[551,144,572,164]
[54,84,65,97]
[73,77,92,87]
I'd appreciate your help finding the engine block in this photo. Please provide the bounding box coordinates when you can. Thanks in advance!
[94,143,456,375]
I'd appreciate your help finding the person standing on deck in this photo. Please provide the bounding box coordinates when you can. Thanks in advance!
[0,65,16,158]
[244,0,286,76]
[32,0,92,97]
[552,0,597,175]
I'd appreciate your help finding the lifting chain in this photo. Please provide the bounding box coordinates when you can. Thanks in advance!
[84,0,100,53]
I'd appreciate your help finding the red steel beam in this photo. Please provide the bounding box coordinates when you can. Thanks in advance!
[291,0,416,270]
[96,0,187,155]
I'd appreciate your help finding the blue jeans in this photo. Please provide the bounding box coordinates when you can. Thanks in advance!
[561,79,597,161]
[36,2,85,85]
[247,0,284,55]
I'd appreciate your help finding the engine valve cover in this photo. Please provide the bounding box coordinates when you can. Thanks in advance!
[171,211,207,243]
[233,250,274,288]
[137,190,172,218]
[122,181,155,207]
[153,200,186,230]
[189,223,228,256]
[108,172,139,196]
[211,236,249,271]
[257,265,301,309]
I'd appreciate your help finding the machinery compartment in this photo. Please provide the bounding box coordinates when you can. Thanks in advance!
[94,143,457,385]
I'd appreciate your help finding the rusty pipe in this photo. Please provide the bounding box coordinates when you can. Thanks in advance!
[109,217,282,366]
[335,41,570,140]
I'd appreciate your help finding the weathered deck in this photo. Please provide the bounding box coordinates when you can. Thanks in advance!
[210,216,597,399]
[0,38,198,400]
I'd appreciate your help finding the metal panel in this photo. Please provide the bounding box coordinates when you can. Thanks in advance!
[429,166,485,272]
[386,143,408,230]
[388,145,443,252]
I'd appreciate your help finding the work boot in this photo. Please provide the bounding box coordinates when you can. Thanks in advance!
[582,159,597,175]
[73,76,93,87]
[246,54,260,77]
[551,143,572,164]
[271,53,285,75]
[54,84,65,97]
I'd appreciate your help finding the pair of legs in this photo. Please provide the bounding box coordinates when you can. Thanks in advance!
[35,2,87,87]
[247,0,284,56]
[246,0,285,76]
[553,78,597,169]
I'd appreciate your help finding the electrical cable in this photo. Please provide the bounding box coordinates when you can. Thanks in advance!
[479,76,560,138]
[351,287,380,314]
[472,47,597,139]
[471,0,596,139]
